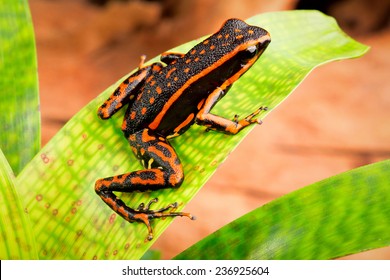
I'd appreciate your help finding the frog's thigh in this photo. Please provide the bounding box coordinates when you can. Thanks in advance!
[128,128,184,189]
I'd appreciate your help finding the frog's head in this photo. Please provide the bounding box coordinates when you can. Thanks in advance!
[216,18,271,69]
[193,18,271,84]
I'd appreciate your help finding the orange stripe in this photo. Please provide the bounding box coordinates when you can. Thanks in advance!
[173,113,195,134]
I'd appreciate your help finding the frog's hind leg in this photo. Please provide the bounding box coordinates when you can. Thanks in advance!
[95,128,193,240]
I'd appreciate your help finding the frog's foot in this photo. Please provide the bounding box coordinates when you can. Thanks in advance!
[234,106,268,125]
[135,198,195,241]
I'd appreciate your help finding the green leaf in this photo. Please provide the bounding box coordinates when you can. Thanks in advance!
[175,160,390,260]
[15,10,369,259]
[0,149,37,259]
[0,0,40,175]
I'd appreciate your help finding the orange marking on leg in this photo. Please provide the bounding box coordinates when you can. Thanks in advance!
[142,129,156,142]
[141,107,147,115]
[156,86,162,94]
[130,169,165,185]
[130,111,136,119]
[147,146,170,163]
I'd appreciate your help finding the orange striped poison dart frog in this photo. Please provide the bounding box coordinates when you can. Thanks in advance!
[95,18,271,241]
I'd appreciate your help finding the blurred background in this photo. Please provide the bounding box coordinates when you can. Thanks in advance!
[29,0,390,259]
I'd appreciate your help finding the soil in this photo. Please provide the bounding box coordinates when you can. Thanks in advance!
[29,0,390,259]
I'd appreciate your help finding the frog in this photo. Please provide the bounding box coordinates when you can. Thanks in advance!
[95,18,271,241]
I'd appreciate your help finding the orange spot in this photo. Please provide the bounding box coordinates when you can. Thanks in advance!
[203,39,209,45]
[210,45,215,50]
[234,28,241,33]
[185,59,191,64]
[152,64,161,71]
[141,107,147,115]
[194,57,200,62]
[150,80,156,86]
[217,34,223,39]
[200,49,206,55]
[149,97,155,104]
[236,35,243,39]
[190,49,196,55]
[166,67,176,79]
[146,75,154,83]
[122,119,127,131]
[184,68,190,73]
[167,82,171,87]
[156,86,162,94]
[130,111,136,119]
[119,83,127,93]
[225,34,229,39]
[248,29,254,34]
[174,77,178,81]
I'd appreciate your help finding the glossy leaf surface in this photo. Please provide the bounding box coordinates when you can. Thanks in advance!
[0,0,40,174]
[0,149,37,259]
[175,160,390,259]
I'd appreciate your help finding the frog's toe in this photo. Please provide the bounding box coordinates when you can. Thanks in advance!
[133,200,194,241]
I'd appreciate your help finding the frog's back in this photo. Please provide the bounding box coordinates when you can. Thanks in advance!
[124,19,269,137]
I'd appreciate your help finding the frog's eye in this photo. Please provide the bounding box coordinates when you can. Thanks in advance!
[241,45,259,61]
[246,45,258,56]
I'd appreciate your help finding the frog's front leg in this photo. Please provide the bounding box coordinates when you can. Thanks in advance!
[95,128,193,241]
[196,87,267,134]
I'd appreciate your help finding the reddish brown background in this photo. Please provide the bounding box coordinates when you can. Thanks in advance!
[30,0,390,259]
